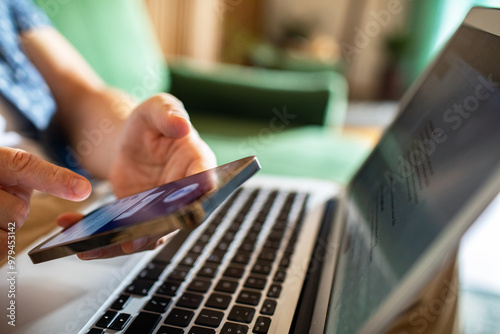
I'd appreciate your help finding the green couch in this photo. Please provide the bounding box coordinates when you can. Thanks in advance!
[36,0,370,184]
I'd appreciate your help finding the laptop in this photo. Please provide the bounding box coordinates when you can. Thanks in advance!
[2,6,500,334]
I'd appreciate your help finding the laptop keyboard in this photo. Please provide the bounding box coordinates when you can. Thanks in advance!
[84,187,309,334]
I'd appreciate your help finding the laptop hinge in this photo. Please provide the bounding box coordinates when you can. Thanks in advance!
[289,198,337,334]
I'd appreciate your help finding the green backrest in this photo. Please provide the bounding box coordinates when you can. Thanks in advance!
[169,59,348,127]
[35,0,169,100]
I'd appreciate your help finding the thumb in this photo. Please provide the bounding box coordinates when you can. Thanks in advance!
[138,93,191,138]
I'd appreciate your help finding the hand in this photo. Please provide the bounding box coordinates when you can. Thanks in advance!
[0,148,91,259]
[56,212,173,260]
[61,93,216,260]
[109,93,217,198]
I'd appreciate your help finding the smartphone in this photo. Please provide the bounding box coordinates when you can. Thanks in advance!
[29,156,260,264]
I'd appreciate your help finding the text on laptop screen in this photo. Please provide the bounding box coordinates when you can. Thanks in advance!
[327,24,500,332]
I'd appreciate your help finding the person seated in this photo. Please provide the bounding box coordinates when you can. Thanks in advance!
[0,0,216,261]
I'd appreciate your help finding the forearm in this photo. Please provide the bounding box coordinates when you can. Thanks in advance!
[21,27,137,178]
[58,86,136,178]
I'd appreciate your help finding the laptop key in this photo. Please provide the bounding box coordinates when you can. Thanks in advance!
[198,232,212,243]
[86,329,103,334]
[284,243,294,254]
[223,265,245,279]
[138,262,167,281]
[215,241,231,252]
[195,308,224,328]
[165,308,194,327]
[232,251,251,265]
[215,279,239,293]
[205,293,232,310]
[108,313,131,331]
[180,253,199,267]
[236,290,261,306]
[221,322,249,334]
[244,276,267,290]
[263,239,281,250]
[253,316,271,334]
[188,326,215,334]
[206,250,225,264]
[176,292,204,309]
[124,312,161,334]
[126,279,155,296]
[266,230,284,241]
[267,284,282,298]
[227,221,241,233]
[239,243,254,252]
[228,305,255,323]
[156,281,181,296]
[168,266,191,281]
[251,260,273,276]
[250,222,264,233]
[110,294,131,310]
[222,230,237,241]
[273,270,286,283]
[95,310,117,328]
[191,242,207,254]
[187,278,212,293]
[279,256,291,268]
[260,299,277,316]
[257,249,276,262]
[144,296,171,313]
[156,326,184,334]
[244,230,259,242]
[198,263,218,278]
[271,220,287,231]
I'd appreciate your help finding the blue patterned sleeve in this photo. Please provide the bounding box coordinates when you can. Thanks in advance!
[9,0,52,32]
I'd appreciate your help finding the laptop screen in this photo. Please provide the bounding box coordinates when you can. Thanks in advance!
[326,22,500,332]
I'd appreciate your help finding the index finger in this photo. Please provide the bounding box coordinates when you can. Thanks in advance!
[0,148,91,201]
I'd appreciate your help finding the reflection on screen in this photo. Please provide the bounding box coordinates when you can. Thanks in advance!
[327,25,500,332]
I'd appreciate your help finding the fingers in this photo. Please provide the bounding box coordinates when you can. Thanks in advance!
[185,135,217,176]
[56,212,85,229]
[78,231,175,261]
[0,147,92,201]
[77,235,166,260]
[138,93,191,139]
[0,189,30,231]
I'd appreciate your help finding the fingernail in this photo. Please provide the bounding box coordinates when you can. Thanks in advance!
[71,178,91,198]
[81,248,102,260]
[132,237,148,251]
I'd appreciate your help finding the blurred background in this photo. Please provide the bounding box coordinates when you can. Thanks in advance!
[34,0,500,333]
[142,0,499,100]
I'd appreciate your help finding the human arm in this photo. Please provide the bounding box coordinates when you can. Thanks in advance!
[16,27,215,259]
[20,26,216,194]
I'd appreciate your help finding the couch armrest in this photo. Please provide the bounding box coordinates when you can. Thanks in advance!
[168,59,347,127]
